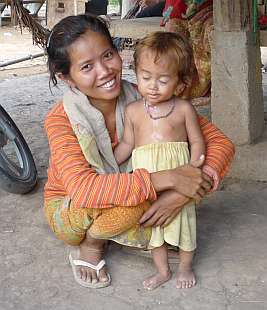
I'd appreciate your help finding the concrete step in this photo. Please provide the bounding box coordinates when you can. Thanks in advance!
[230,124,267,181]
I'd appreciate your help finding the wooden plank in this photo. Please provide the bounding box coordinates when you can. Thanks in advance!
[109,17,163,39]
[214,0,253,31]
[109,16,267,48]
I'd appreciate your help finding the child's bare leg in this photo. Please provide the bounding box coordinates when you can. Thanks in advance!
[143,243,172,290]
[176,249,196,289]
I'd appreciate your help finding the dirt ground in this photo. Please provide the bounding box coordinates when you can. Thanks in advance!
[0,26,47,80]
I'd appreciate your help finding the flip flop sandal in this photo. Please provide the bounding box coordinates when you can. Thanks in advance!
[69,250,111,289]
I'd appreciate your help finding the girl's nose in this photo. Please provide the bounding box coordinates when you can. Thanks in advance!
[149,80,158,90]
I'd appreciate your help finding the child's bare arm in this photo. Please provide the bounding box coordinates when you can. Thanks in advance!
[184,101,206,167]
[114,106,135,165]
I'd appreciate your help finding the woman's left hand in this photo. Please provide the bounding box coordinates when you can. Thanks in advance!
[202,165,220,192]
[139,190,190,228]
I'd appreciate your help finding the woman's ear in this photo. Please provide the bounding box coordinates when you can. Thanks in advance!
[57,73,76,88]
[174,82,186,96]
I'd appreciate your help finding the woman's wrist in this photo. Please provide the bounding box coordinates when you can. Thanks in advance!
[150,170,174,192]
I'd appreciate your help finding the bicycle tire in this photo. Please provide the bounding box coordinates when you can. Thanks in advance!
[0,105,37,194]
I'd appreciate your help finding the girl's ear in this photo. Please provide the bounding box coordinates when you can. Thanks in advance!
[57,73,76,88]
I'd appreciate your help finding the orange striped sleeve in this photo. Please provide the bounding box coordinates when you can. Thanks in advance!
[44,102,157,209]
[199,116,235,179]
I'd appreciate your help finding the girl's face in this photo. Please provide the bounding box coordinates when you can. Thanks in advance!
[136,50,180,105]
[65,30,122,105]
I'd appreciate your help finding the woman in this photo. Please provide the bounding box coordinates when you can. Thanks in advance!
[44,14,234,289]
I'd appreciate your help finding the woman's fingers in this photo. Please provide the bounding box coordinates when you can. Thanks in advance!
[161,208,181,227]
[197,187,206,198]
[201,179,212,191]
[202,172,213,185]
[139,205,157,225]
[141,191,189,227]
[143,213,164,227]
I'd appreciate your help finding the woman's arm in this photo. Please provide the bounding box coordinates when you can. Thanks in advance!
[140,116,235,226]
[44,102,157,208]
[199,115,235,180]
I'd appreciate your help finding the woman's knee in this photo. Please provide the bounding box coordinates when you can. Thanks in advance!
[88,202,150,238]
[44,199,89,246]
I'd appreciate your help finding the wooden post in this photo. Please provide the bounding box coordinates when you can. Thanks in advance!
[211,0,264,145]
[121,0,132,18]
[214,1,253,32]
[47,0,86,29]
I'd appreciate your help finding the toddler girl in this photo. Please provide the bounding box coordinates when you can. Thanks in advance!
[114,31,205,290]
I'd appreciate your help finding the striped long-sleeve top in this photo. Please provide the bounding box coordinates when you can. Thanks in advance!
[44,101,234,209]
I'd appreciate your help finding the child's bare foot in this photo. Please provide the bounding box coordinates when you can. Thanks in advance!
[176,267,196,289]
[143,270,172,290]
[176,250,196,289]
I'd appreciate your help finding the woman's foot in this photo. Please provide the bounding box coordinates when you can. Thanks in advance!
[143,270,172,291]
[78,238,109,284]
[176,267,196,289]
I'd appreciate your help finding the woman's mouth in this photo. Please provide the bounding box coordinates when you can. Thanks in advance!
[99,78,116,89]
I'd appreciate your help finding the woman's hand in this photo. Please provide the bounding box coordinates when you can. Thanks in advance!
[151,155,212,200]
[140,190,190,227]
[202,165,220,192]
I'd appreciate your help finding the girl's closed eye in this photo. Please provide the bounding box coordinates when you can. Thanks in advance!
[159,79,169,85]
[142,76,150,80]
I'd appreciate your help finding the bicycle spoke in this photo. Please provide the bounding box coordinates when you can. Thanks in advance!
[0,148,24,176]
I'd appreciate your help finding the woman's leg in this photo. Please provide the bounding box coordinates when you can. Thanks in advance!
[45,198,150,284]
[176,249,196,289]
[77,236,109,284]
[88,201,150,239]
[143,243,172,290]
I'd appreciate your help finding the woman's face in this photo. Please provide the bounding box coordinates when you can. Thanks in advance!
[66,30,122,105]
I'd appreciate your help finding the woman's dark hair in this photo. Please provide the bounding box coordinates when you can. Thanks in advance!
[46,14,115,87]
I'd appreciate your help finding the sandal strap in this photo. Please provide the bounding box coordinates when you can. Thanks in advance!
[72,259,106,277]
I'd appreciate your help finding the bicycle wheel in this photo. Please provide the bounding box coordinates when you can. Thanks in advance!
[0,105,37,194]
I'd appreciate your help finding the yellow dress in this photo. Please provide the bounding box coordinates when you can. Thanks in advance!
[132,142,196,251]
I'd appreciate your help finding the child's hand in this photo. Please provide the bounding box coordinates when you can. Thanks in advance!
[202,165,220,192]
[190,154,205,168]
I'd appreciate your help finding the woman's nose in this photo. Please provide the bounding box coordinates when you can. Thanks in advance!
[96,61,111,78]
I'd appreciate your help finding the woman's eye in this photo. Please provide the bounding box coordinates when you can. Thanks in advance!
[104,51,113,59]
[143,76,150,80]
[81,64,92,71]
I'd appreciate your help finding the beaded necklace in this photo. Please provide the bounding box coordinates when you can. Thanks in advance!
[143,97,175,120]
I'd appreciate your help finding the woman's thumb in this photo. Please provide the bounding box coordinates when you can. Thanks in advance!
[191,154,205,168]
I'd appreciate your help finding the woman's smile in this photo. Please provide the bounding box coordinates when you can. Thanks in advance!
[98,78,117,89]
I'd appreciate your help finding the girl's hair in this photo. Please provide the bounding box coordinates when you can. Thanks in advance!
[46,14,115,87]
[133,31,193,85]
